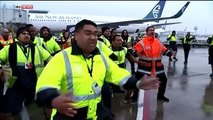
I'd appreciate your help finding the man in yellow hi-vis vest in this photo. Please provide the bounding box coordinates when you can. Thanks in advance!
[167,30,178,61]
[98,27,111,48]
[180,32,195,64]
[0,27,52,120]
[35,19,160,120]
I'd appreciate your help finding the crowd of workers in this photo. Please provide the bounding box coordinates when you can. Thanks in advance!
[0,19,212,120]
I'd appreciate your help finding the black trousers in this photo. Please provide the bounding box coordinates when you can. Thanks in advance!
[129,60,135,74]
[101,81,112,110]
[127,49,135,74]
[183,45,191,62]
[131,72,142,101]
[157,73,168,98]
[131,72,168,100]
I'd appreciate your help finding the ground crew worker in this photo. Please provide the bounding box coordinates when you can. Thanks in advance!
[58,30,72,49]
[96,40,118,111]
[122,29,135,75]
[25,24,43,46]
[0,28,13,48]
[109,34,139,104]
[0,28,14,103]
[64,35,118,111]
[40,26,61,56]
[180,32,195,64]
[35,19,160,120]
[207,35,213,77]
[97,28,118,111]
[110,35,138,68]
[167,30,178,61]
[0,27,52,120]
[134,26,173,102]
[98,27,111,48]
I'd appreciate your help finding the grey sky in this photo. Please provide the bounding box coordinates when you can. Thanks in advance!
[1,1,213,35]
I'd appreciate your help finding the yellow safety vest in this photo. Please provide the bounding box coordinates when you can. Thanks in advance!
[126,36,132,49]
[183,36,193,44]
[209,36,213,46]
[99,35,111,48]
[33,36,43,46]
[40,36,61,55]
[96,40,113,57]
[36,47,131,119]
[110,47,127,65]
[167,35,177,42]
[0,43,51,87]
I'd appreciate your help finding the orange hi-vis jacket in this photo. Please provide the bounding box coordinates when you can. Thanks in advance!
[0,35,13,46]
[134,36,169,76]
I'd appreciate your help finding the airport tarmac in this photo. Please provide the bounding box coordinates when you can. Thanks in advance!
[112,47,213,120]
[3,47,212,120]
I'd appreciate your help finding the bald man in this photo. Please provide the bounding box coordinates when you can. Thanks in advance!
[0,28,13,48]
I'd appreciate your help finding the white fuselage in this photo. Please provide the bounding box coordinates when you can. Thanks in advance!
[29,13,161,33]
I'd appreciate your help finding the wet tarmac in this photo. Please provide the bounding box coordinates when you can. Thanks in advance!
[3,47,212,120]
[112,48,213,120]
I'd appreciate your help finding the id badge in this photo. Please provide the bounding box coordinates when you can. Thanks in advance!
[92,82,101,94]
[25,62,33,69]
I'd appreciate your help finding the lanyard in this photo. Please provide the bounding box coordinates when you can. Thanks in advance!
[84,56,94,77]
[18,44,31,60]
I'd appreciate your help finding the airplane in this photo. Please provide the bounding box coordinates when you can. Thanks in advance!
[28,0,166,33]
[28,1,189,33]
[67,1,190,33]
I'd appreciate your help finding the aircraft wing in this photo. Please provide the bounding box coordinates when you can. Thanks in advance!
[152,21,182,27]
[96,1,190,28]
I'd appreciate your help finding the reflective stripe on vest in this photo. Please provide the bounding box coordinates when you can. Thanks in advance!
[137,69,151,74]
[62,50,108,101]
[138,39,164,75]
[139,62,163,67]
[38,37,41,46]
[139,40,162,61]
[36,45,44,65]
[156,70,164,74]
[97,41,102,51]
[137,67,164,75]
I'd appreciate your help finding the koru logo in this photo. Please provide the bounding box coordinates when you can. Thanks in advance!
[152,5,161,18]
